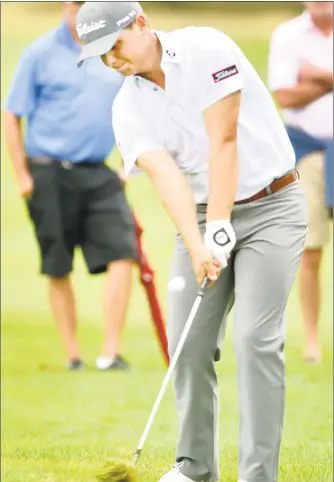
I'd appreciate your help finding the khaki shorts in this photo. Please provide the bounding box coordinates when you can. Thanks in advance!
[297,152,330,249]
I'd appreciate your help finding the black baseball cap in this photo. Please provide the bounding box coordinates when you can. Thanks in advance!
[76,1,143,67]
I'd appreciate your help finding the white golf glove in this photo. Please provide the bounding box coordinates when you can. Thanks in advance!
[204,220,236,267]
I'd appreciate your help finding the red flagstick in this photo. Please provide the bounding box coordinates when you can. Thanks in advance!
[132,214,170,366]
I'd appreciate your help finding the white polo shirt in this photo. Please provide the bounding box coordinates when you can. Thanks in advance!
[268,12,333,139]
[113,27,295,203]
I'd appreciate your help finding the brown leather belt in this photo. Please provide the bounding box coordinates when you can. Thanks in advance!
[234,169,299,205]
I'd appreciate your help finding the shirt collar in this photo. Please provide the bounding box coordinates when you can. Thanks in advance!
[57,21,81,53]
[154,30,180,64]
[133,30,179,89]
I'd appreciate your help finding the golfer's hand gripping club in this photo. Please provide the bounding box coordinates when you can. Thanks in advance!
[204,220,236,268]
[132,276,210,466]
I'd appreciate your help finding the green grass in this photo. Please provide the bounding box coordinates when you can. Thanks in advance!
[1,4,333,482]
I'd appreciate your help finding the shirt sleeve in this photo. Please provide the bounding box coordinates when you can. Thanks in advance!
[268,26,300,91]
[5,47,39,117]
[189,41,244,112]
[112,94,164,177]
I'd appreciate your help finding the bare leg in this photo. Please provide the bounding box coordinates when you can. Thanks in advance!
[299,249,323,362]
[101,260,133,358]
[48,276,81,361]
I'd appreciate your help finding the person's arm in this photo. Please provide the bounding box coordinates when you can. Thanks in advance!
[298,60,333,88]
[4,46,39,198]
[203,91,240,222]
[112,99,221,283]
[3,112,32,197]
[187,37,242,266]
[269,25,333,110]
[137,150,221,283]
[113,94,206,257]
[274,80,333,109]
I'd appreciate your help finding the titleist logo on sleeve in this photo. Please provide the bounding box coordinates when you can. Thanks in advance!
[212,65,239,83]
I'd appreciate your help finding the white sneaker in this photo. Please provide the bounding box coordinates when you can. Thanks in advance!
[158,468,195,482]
[95,355,130,371]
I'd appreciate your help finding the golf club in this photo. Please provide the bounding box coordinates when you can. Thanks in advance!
[97,276,210,481]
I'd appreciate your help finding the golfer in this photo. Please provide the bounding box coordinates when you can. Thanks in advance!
[4,1,138,372]
[76,2,308,481]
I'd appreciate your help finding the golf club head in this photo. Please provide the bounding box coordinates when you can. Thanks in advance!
[96,460,137,482]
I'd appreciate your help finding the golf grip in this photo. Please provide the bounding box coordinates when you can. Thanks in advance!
[133,276,210,465]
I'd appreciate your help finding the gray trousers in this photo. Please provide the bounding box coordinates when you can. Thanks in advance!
[167,182,308,482]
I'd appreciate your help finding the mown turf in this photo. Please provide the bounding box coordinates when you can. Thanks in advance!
[1,4,333,482]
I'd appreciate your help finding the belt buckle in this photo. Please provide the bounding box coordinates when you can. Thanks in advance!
[265,185,272,196]
[61,161,73,170]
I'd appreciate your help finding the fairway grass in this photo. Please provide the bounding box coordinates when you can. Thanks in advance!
[1,314,333,482]
[1,4,333,482]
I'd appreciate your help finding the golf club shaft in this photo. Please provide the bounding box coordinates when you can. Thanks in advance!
[133,277,210,465]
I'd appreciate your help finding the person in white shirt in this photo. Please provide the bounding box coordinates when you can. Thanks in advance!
[268,1,333,364]
[76,2,308,482]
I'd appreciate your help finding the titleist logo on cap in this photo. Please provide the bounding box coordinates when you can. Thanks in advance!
[76,20,107,37]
